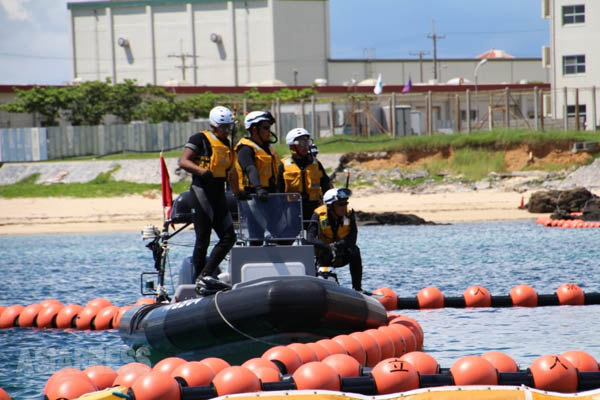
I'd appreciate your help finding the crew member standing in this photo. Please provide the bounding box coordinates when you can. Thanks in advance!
[306,187,365,293]
[278,128,331,221]
[234,111,280,201]
[179,105,237,287]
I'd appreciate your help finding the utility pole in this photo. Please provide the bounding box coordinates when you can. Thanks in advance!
[409,50,430,83]
[427,20,445,81]
[168,40,197,82]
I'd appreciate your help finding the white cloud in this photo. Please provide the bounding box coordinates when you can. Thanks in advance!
[0,0,31,21]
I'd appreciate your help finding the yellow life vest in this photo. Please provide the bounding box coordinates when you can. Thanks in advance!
[282,157,323,201]
[234,137,279,188]
[196,130,234,178]
[315,204,351,244]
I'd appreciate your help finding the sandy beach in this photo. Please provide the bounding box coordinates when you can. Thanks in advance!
[0,189,540,235]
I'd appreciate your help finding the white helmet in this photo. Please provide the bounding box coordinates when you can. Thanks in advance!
[286,128,311,146]
[323,188,352,206]
[244,111,276,130]
[209,106,234,127]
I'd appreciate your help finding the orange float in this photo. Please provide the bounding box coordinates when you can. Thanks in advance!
[349,331,382,367]
[135,297,156,305]
[43,368,82,395]
[556,283,585,306]
[305,342,331,361]
[84,365,118,390]
[377,325,406,357]
[212,366,261,396]
[45,373,98,400]
[530,354,578,392]
[315,339,347,356]
[40,299,63,308]
[86,298,112,309]
[0,305,23,329]
[116,362,151,376]
[36,303,63,328]
[509,284,538,307]
[253,366,281,382]
[262,346,303,374]
[389,316,423,350]
[130,371,181,400]
[0,387,10,400]
[75,305,101,330]
[55,304,83,329]
[292,361,341,391]
[399,351,439,374]
[332,335,367,366]
[417,286,445,309]
[463,286,492,308]
[561,350,599,372]
[241,358,280,373]
[371,357,419,394]
[153,357,187,375]
[362,329,393,361]
[287,343,319,364]
[17,304,42,327]
[172,361,215,386]
[199,357,230,375]
[112,305,132,329]
[93,305,120,330]
[481,351,519,372]
[322,354,361,378]
[450,355,498,385]
[373,287,398,311]
[386,323,417,354]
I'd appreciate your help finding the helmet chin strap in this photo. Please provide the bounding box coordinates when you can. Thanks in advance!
[269,132,278,144]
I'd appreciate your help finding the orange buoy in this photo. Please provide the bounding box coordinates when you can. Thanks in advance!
[417,286,445,309]
[305,342,331,361]
[322,354,361,377]
[372,287,398,311]
[262,346,303,374]
[292,361,341,391]
[116,362,152,376]
[386,324,417,354]
[36,303,63,328]
[389,316,423,350]
[481,351,519,372]
[40,299,63,308]
[114,369,149,389]
[45,373,98,400]
[112,305,132,329]
[0,305,23,329]
[212,366,261,396]
[172,361,215,386]
[509,284,538,307]
[55,304,83,329]
[130,371,181,400]
[287,343,319,364]
[399,351,439,374]
[75,306,101,330]
[332,335,367,366]
[135,297,156,306]
[0,387,10,400]
[349,331,382,367]
[84,365,118,390]
[18,304,42,327]
[371,357,419,394]
[316,339,347,356]
[86,298,112,309]
[450,355,498,385]
[362,329,394,361]
[463,285,492,308]
[154,357,187,375]
[530,354,578,392]
[93,305,120,330]
[377,326,406,357]
[199,357,230,375]
[556,283,585,306]
[561,350,599,372]
[43,368,82,395]
[241,358,280,373]
[253,366,281,383]
[386,312,403,323]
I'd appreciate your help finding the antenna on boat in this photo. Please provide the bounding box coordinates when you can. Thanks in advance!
[345,169,350,188]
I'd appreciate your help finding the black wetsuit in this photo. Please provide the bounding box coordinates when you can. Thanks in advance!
[306,209,363,291]
[185,132,236,281]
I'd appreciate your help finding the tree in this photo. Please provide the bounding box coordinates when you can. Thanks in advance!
[0,85,68,126]
[63,80,111,126]
[106,79,144,124]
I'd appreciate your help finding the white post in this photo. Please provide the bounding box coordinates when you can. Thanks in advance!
[466,89,471,133]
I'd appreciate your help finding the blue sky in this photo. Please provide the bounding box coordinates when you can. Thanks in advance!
[0,0,549,85]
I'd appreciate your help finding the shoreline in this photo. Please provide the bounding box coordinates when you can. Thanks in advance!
[0,189,541,235]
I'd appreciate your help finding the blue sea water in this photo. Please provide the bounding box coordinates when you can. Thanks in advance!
[1,220,600,398]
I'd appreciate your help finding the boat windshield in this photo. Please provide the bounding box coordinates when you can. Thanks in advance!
[237,193,303,242]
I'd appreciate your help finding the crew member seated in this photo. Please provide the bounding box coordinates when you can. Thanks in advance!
[306,188,366,293]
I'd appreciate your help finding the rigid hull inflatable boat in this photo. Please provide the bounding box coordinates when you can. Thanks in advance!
[119,194,388,363]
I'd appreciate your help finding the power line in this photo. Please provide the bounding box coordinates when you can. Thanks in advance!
[427,20,445,81]
[409,50,430,83]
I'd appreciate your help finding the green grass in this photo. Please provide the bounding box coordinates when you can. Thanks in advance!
[391,176,444,187]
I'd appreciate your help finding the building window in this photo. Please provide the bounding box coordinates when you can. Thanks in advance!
[563,55,585,75]
[562,5,585,25]
[567,104,586,117]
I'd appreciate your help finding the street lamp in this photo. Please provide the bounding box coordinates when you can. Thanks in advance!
[474,58,488,122]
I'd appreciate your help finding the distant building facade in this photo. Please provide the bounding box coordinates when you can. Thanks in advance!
[543,0,599,130]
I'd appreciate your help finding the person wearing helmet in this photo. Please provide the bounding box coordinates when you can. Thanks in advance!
[178,105,238,288]
[306,187,366,293]
[234,111,280,202]
[278,128,331,220]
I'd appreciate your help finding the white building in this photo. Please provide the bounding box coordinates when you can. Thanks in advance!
[543,0,599,130]
[68,0,330,86]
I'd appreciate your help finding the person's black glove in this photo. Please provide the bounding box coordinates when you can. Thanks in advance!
[236,190,252,201]
[255,186,269,202]
[201,170,214,184]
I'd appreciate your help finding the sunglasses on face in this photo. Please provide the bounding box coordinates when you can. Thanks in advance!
[258,124,272,131]
[335,201,348,207]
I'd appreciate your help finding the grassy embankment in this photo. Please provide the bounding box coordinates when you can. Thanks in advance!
[1,129,599,198]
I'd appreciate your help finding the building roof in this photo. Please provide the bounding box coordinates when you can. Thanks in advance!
[476,48,515,59]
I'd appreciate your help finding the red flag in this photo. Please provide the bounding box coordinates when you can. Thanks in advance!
[160,154,173,220]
